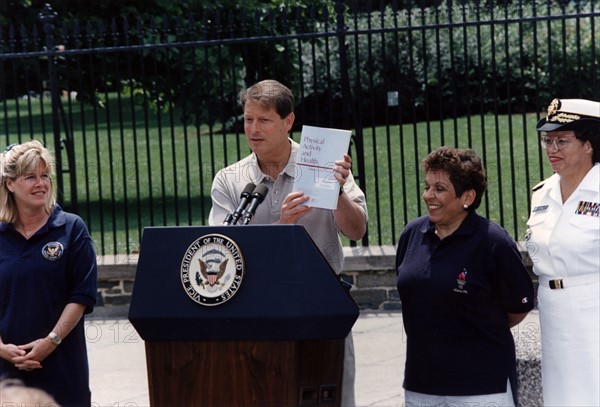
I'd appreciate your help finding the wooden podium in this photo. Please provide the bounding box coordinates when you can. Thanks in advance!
[128,225,359,406]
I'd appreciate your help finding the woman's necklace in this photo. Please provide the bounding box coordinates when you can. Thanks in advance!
[16,217,48,239]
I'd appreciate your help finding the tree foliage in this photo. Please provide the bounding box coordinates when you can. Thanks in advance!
[2,0,337,126]
[2,1,597,127]
[1,0,333,25]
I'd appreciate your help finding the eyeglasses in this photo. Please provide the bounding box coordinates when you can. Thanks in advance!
[540,136,573,151]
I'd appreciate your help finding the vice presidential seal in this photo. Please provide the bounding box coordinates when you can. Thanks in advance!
[42,242,64,262]
[180,234,245,306]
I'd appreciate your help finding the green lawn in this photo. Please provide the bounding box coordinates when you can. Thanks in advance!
[358,113,552,246]
[2,96,551,255]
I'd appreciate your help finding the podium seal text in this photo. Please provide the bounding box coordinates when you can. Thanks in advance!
[180,234,245,306]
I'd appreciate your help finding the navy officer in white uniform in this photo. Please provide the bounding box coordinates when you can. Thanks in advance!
[526,98,600,407]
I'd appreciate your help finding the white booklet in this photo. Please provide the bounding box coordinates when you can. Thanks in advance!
[292,125,352,210]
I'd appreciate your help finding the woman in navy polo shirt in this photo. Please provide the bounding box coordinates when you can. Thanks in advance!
[396,147,534,406]
[0,140,98,406]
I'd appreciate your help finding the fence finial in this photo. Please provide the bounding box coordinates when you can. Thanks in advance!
[38,3,58,23]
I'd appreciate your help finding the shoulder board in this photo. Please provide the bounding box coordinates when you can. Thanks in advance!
[532,181,545,192]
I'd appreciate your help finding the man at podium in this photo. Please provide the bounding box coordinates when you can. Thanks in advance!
[208,79,368,406]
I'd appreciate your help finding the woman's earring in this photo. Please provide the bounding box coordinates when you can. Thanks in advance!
[463,204,469,210]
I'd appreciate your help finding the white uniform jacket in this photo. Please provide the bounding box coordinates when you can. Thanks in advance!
[526,163,599,407]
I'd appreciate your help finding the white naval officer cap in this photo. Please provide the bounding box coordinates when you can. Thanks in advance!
[536,98,600,132]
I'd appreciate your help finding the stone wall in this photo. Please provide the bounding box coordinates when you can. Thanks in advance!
[93,245,401,315]
[95,243,536,315]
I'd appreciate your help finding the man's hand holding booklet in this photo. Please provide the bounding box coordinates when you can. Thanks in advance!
[292,125,351,210]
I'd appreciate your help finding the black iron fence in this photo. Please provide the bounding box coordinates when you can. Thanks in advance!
[1,1,599,258]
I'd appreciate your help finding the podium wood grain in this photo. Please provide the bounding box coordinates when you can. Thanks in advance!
[145,340,344,406]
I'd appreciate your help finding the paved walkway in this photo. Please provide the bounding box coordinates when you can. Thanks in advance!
[87,310,540,407]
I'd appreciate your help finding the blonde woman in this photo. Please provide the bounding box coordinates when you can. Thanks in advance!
[0,140,97,406]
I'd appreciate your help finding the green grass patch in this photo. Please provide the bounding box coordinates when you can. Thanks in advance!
[2,95,551,255]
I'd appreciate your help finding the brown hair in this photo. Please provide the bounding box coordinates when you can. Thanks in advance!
[240,79,295,119]
[422,146,487,211]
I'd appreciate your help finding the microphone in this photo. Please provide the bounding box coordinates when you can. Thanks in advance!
[241,184,268,225]
[224,183,256,225]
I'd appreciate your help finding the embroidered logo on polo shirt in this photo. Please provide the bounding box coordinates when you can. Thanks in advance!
[42,242,64,262]
[575,201,599,217]
[453,269,468,294]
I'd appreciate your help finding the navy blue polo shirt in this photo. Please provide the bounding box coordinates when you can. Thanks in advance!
[0,205,97,406]
[395,212,534,398]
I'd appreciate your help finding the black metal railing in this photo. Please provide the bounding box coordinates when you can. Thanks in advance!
[1,1,598,258]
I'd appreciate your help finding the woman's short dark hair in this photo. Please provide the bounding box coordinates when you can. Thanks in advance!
[575,129,600,164]
[422,147,487,211]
